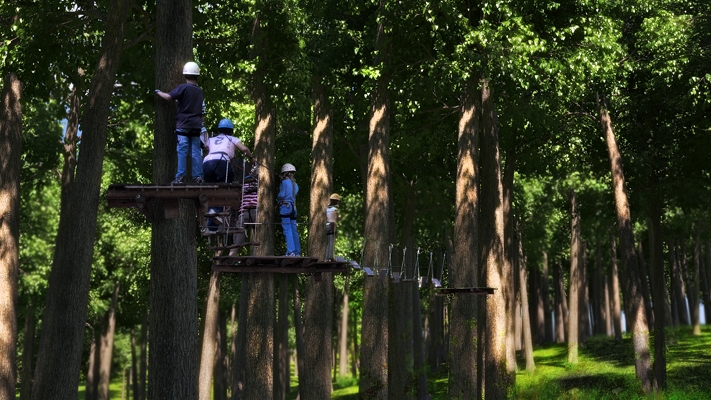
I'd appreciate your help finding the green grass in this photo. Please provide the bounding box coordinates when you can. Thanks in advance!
[71,326,711,399]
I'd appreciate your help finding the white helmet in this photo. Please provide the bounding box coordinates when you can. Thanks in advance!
[183,61,200,76]
[281,163,296,173]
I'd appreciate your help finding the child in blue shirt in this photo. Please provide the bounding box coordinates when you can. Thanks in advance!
[277,163,300,256]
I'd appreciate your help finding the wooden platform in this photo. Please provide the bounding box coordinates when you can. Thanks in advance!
[435,287,496,296]
[107,183,243,222]
[212,256,352,275]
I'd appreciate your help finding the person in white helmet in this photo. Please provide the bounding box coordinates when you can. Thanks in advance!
[155,61,206,184]
[277,163,300,256]
[325,193,341,261]
[202,118,253,183]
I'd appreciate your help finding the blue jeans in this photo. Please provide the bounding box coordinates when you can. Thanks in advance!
[176,135,203,179]
[281,216,300,256]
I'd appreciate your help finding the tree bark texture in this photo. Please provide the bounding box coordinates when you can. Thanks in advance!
[600,100,652,391]
[213,309,228,400]
[517,229,535,372]
[637,241,655,329]
[502,149,517,369]
[20,305,35,400]
[541,252,553,343]
[274,274,290,400]
[691,225,701,335]
[293,278,306,397]
[651,199,666,389]
[0,71,21,400]
[232,277,249,399]
[31,2,128,398]
[480,79,510,399]
[610,233,623,340]
[245,11,277,399]
[301,75,335,399]
[199,271,221,400]
[360,9,391,398]
[448,77,479,399]
[148,1,199,399]
[338,276,350,377]
[86,330,98,400]
[567,190,581,364]
[553,262,565,343]
[97,283,120,400]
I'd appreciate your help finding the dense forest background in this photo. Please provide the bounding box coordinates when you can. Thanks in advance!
[1,0,711,399]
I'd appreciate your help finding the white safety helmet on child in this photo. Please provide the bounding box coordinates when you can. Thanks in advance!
[281,163,296,174]
[218,118,234,130]
[183,62,200,76]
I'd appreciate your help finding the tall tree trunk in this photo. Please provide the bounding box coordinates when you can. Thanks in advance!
[338,276,350,377]
[651,198,666,389]
[31,2,128,398]
[637,241,655,329]
[199,271,221,400]
[542,252,553,343]
[704,240,711,325]
[448,77,479,399]
[480,79,510,398]
[86,329,99,400]
[130,329,139,400]
[553,262,565,343]
[412,277,428,400]
[97,283,120,400]
[669,240,686,326]
[20,305,35,400]
[274,274,289,400]
[567,190,581,364]
[579,244,590,344]
[593,240,605,335]
[604,273,613,336]
[232,277,249,399]
[610,233,623,340]
[139,312,147,400]
[502,149,517,369]
[518,228,535,372]
[600,97,652,391]
[148,0,198,398]
[213,309,228,400]
[246,10,277,399]
[0,71,21,400]
[691,224,701,335]
[360,4,391,397]
[301,75,335,399]
[293,278,306,398]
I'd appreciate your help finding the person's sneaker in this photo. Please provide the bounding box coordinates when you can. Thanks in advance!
[171,175,185,184]
[194,176,205,184]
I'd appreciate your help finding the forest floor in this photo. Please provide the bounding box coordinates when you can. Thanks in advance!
[323,325,711,399]
[73,325,711,399]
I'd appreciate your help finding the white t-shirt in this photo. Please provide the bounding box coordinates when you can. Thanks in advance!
[326,205,338,223]
[203,134,242,162]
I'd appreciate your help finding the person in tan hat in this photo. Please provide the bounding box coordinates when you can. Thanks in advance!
[325,193,340,261]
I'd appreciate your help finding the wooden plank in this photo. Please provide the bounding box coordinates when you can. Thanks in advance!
[435,287,496,296]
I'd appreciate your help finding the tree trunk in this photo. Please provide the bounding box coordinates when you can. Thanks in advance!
[637,241,655,329]
[604,273,613,336]
[130,329,139,400]
[97,283,120,400]
[480,78,510,398]
[448,76,479,399]
[139,312,147,400]
[567,190,581,364]
[245,10,277,398]
[553,262,565,343]
[651,198,666,389]
[593,240,605,335]
[502,148,517,370]
[610,233,623,340]
[20,305,35,400]
[232,277,249,399]
[412,279,428,400]
[669,240,686,326]
[293,278,306,398]
[542,252,553,343]
[301,75,335,399]
[704,240,711,325]
[360,5,391,398]
[579,244,590,344]
[199,271,221,400]
[274,274,289,400]
[518,229,535,372]
[86,329,99,400]
[0,71,21,400]
[600,97,652,391]
[691,224,701,335]
[31,2,129,398]
[213,309,228,400]
[148,0,199,398]
[338,276,350,377]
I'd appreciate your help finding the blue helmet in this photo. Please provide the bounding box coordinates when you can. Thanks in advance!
[218,118,234,130]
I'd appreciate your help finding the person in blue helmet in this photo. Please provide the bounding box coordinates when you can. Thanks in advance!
[277,163,300,256]
[202,118,253,183]
[155,61,206,184]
